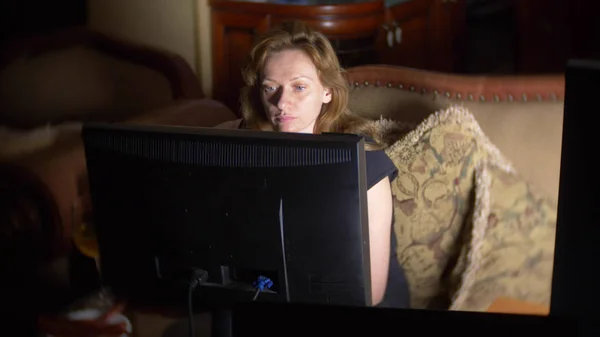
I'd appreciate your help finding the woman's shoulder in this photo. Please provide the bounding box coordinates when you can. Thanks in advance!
[214,119,244,129]
[365,147,395,170]
[364,144,398,189]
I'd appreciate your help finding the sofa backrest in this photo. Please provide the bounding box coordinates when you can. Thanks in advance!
[346,65,565,203]
[0,28,203,129]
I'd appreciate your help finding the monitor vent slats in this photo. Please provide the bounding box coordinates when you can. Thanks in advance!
[85,132,352,167]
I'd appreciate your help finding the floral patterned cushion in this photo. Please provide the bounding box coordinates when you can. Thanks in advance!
[448,160,557,312]
[377,105,515,309]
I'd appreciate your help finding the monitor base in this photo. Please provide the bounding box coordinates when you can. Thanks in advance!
[161,309,232,337]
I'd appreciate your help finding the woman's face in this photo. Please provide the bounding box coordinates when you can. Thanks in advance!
[260,49,332,134]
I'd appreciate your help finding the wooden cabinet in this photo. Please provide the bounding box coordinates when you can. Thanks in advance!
[474,0,598,74]
[376,0,466,72]
[211,9,271,114]
[515,0,570,73]
[209,0,465,112]
[429,0,467,71]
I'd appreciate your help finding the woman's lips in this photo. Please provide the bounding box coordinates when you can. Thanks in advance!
[276,116,296,123]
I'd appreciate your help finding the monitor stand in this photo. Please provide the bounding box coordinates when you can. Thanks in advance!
[211,308,233,337]
[161,308,232,337]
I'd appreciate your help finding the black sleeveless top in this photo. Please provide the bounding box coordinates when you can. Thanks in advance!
[363,143,409,309]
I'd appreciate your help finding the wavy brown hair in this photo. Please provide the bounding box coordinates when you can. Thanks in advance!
[239,20,383,150]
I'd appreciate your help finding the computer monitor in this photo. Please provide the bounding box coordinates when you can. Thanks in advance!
[82,123,371,310]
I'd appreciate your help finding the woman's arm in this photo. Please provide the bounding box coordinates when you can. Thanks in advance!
[366,176,394,306]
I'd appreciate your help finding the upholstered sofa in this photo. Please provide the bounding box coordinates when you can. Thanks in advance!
[344,66,562,311]
[0,28,235,311]
[0,29,563,315]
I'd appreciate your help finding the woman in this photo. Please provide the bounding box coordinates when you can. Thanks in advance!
[234,20,408,308]
[37,20,409,337]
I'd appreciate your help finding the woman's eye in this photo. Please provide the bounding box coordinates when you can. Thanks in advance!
[263,86,276,93]
[295,85,306,91]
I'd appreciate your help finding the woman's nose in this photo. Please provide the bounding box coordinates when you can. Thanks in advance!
[277,89,291,110]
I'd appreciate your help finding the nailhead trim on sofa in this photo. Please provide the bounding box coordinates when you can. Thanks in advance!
[351,80,560,103]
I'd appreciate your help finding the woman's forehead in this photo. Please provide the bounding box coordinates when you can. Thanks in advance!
[262,50,318,81]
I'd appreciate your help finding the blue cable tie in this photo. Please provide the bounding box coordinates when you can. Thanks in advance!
[253,275,273,291]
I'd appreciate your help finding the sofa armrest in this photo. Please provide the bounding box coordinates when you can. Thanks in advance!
[1,130,86,260]
[0,98,237,261]
[125,98,238,127]
[0,164,64,264]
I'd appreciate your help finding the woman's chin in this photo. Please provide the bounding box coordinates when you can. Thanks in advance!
[274,122,312,134]
[276,124,297,133]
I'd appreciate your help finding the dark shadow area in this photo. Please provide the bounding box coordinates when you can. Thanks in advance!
[0,0,87,45]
